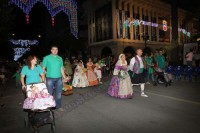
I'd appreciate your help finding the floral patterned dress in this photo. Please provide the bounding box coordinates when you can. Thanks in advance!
[86,62,99,86]
[72,65,89,88]
[23,83,56,110]
[107,61,133,99]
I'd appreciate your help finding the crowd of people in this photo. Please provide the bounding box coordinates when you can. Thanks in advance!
[1,45,200,111]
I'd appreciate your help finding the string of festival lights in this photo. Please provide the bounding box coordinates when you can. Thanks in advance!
[9,0,78,38]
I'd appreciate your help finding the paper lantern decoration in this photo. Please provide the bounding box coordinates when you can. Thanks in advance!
[163,20,167,31]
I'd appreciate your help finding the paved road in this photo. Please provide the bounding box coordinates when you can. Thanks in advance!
[0,77,200,133]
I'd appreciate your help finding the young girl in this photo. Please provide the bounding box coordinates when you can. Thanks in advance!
[12,68,21,88]
[145,52,156,85]
[72,60,89,88]
[94,59,102,84]
[86,58,99,86]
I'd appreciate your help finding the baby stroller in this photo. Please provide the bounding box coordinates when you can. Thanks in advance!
[154,67,171,87]
[23,82,56,133]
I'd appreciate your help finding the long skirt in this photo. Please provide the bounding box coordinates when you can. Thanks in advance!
[72,73,89,88]
[108,76,133,99]
[87,70,99,86]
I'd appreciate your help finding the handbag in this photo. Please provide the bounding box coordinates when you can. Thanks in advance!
[118,70,129,79]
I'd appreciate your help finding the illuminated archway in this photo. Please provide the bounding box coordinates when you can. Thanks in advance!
[9,0,78,38]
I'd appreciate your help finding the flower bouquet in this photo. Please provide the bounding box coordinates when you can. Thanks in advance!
[62,82,73,96]
[82,68,87,73]
[118,70,129,79]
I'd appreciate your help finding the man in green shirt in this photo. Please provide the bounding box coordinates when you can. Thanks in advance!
[155,49,171,86]
[156,49,166,71]
[43,46,67,111]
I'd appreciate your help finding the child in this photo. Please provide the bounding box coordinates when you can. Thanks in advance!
[145,53,156,86]
[12,69,21,88]
[94,59,102,84]
[72,60,89,87]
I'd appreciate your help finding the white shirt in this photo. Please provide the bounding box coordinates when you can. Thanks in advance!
[129,55,144,71]
[186,52,193,61]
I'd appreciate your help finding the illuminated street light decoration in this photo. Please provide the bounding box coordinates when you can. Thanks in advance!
[10,39,39,47]
[9,0,78,38]
[124,19,191,37]
[124,19,159,28]
[9,39,39,61]
[162,20,167,31]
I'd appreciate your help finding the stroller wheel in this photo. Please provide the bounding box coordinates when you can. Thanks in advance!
[51,123,56,133]
[157,77,165,84]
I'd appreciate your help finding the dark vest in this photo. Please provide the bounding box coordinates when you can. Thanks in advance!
[132,56,146,74]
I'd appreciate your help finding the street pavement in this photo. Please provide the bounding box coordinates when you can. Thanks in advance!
[0,76,200,133]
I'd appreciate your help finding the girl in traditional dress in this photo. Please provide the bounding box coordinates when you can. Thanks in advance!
[94,59,102,84]
[86,58,99,86]
[72,60,89,88]
[107,54,133,99]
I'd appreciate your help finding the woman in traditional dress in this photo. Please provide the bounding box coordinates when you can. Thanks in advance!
[86,58,99,86]
[94,59,102,84]
[107,54,133,99]
[72,60,89,88]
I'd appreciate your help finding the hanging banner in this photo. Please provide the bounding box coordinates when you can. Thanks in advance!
[124,19,191,37]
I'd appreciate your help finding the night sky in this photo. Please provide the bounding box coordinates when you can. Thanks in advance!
[1,0,200,61]
[10,0,86,40]
[162,0,200,16]
[10,0,200,41]
[6,0,86,60]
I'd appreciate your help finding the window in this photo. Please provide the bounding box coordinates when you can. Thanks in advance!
[95,2,113,42]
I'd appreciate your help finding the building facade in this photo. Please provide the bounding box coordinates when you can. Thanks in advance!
[83,0,199,57]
